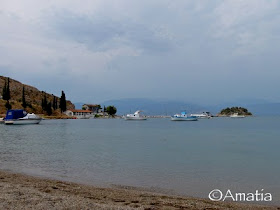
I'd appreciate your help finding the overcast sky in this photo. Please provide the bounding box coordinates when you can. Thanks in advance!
[1,0,280,104]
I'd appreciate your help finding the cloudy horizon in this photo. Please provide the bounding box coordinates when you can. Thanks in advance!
[1,0,280,105]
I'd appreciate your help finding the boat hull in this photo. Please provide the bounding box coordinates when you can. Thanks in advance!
[171,117,197,121]
[5,119,41,125]
[230,116,245,118]
[193,116,211,119]
[190,114,212,119]
[125,117,147,120]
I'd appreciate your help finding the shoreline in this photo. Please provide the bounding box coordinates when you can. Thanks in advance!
[0,170,278,209]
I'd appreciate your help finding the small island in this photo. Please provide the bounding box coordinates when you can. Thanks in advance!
[218,107,253,117]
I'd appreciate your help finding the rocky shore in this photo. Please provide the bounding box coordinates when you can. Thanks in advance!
[0,170,278,209]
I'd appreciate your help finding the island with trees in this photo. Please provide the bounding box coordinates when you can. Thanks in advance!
[218,107,253,117]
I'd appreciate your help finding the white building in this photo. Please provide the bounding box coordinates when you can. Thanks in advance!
[65,109,94,119]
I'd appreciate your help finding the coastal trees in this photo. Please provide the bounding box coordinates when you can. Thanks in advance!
[46,102,52,116]
[40,93,54,115]
[2,79,7,100]
[21,86,27,108]
[106,105,117,116]
[59,91,67,113]
[41,93,48,111]
[97,104,101,113]
[219,107,252,116]
[5,101,11,110]
[2,77,11,101]
[41,91,68,115]
[0,76,76,116]
[2,77,11,110]
[52,95,58,110]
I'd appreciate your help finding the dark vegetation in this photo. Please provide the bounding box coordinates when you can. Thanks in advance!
[219,107,252,116]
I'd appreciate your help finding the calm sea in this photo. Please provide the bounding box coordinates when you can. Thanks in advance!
[0,117,279,204]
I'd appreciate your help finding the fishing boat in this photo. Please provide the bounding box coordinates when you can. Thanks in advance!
[190,112,213,119]
[4,109,42,125]
[230,113,245,118]
[124,110,147,120]
[171,112,198,121]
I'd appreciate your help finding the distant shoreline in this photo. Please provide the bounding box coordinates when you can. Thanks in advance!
[0,170,277,209]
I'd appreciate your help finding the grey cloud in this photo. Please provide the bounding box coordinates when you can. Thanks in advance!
[48,10,174,53]
[1,1,280,104]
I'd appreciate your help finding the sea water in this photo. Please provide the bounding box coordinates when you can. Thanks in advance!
[0,117,279,204]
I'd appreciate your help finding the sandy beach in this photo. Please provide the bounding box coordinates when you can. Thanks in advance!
[0,170,278,210]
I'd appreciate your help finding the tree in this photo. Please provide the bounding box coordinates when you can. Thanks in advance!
[59,91,67,112]
[6,77,10,101]
[5,101,12,110]
[2,77,11,110]
[22,86,27,108]
[2,77,11,101]
[97,104,101,112]
[46,102,52,116]
[106,106,117,116]
[41,98,44,110]
[41,93,48,111]
[2,79,7,99]
[52,95,57,110]
[55,96,58,110]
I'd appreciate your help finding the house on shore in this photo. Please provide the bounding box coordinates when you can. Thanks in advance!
[65,109,93,119]
[82,104,100,113]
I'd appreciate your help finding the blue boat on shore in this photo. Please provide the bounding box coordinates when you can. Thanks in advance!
[4,109,42,125]
[171,112,198,121]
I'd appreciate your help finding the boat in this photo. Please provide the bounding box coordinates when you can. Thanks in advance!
[171,112,198,121]
[4,109,42,125]
[0,117,4,124]
[124,110,147,120]
[190,112,213,119]
[230,113,245,118]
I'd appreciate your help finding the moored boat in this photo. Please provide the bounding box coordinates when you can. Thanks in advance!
[190,111,213,119]
[4,110,42,125]
[124,110,147,120]
[230,113,245,118]
[171,112,198,121]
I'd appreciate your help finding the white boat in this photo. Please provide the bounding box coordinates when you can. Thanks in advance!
[171,112,198,121]
[230,113,245,118]
[124,110,147,120]
[190,112,213,119]
[4,110,42,125]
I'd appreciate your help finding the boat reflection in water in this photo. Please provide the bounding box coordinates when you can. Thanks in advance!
[230,113,245,118]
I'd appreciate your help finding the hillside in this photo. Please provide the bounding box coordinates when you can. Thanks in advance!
[0,76,75,115]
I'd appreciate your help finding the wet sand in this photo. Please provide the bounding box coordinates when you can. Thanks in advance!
[0,170,278,209]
